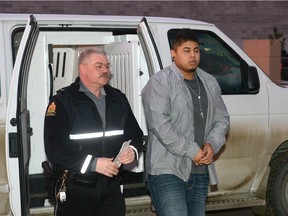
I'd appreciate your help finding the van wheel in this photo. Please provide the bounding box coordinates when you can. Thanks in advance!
[266,154,288,216]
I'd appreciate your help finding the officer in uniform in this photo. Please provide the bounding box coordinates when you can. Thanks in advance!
[44,47,143,216]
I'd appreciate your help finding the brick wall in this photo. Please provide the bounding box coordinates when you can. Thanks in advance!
[0,1,288,50]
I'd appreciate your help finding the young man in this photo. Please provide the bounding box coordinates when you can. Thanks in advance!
[44,47,143,216]
[142,29,230,216]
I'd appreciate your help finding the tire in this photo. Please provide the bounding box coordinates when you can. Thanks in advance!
[266,154,288,216]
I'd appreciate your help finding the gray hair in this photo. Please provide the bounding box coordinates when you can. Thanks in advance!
[78,47,107,68]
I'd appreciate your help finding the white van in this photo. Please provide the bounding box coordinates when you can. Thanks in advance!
[1,13,288,216]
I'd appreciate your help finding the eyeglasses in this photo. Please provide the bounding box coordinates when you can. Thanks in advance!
[83,63,111,72]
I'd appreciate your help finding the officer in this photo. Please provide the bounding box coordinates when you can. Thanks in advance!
[44,47,143,216]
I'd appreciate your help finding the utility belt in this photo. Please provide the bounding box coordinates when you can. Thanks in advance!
[72,172,119,187]
[59,170,120,188]
[42,161,120,188]
[42,161,119,204]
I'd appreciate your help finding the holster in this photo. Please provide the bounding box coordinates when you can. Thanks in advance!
[41,161,57,203]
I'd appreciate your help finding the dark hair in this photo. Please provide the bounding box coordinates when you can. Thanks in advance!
[171,28,199,50]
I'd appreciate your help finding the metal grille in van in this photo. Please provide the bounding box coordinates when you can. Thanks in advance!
[53,48,79,93]
[106,41,140,111]
[108,52,133,105]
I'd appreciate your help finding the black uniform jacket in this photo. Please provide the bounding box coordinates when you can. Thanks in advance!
[44,77,143,175]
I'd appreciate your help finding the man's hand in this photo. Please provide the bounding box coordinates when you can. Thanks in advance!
[199,143,214,165]
[96,158,119,177]
[193,148,204,166]
[118,147,135,165]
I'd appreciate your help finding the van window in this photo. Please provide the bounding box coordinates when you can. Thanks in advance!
[168,29,245,95]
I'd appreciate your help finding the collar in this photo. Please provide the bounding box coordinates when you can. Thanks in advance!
[171,62,204,81]
[79,80,107,97]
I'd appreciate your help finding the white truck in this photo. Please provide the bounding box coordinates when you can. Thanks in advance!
[0,14,288,216]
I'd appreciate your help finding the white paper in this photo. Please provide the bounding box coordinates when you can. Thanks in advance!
[114,140,131,167]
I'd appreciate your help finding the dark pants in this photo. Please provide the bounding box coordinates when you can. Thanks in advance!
[54,176,125,216]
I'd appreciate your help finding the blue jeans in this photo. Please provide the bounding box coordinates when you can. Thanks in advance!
[147,173,209,216]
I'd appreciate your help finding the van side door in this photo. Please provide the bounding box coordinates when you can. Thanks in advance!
[137,17,163,76]
[5,15,39,216]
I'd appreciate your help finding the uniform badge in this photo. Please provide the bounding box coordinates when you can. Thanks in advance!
[46,102,56,116]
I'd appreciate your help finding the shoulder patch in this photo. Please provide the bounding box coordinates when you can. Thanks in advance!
[46,102,56,116]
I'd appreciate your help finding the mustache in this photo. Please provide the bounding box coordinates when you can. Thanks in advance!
[99,72,112,79]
